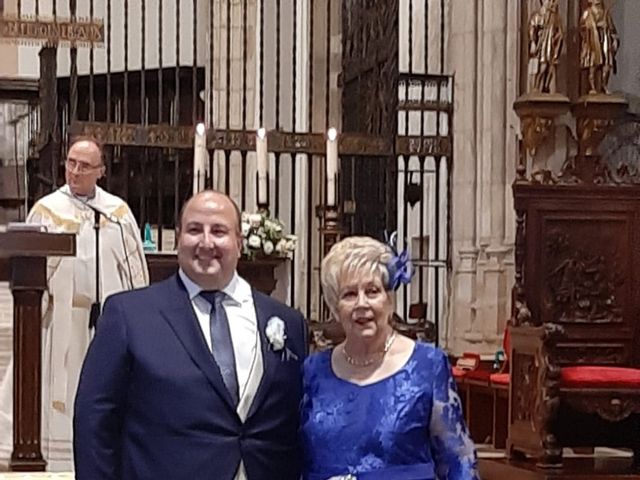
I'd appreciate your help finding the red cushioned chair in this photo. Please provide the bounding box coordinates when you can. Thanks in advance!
[453,330,510,446]
[452,353,477,439]
[508,148,640,470]
[508,322,640,469]
[451,351,489,443]
[507,184,640,467]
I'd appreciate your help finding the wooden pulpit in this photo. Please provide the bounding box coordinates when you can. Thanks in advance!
[0,231,75,471]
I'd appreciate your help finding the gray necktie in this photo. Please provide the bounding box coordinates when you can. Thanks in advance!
[200,290,239,405]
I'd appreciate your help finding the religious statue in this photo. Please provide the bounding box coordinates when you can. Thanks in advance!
[528,0,564,94]
[580,0,619,94]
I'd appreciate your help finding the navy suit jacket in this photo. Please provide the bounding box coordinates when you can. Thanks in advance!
[73,274,307,480]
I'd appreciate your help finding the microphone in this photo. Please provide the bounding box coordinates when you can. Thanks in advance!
[82,202,118,224]
[60,188,136,327]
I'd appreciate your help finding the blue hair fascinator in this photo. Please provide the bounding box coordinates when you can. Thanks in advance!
[384,231,414,291]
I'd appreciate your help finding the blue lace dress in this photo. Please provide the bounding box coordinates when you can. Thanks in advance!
[301,342,479,480]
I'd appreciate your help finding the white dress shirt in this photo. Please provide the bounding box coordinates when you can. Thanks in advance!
[178,269,260,401]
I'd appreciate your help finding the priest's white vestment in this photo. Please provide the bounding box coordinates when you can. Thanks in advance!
[0,184,149,471]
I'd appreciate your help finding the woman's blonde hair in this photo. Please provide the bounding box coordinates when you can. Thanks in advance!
[321,236,393,316]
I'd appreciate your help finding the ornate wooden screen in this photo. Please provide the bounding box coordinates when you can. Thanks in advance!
[18,0,452,329]
[341,0,453,342]
[506,0,640,465]
[341,0,398,236]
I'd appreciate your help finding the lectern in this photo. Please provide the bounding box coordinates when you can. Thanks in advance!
[0,231,75,471]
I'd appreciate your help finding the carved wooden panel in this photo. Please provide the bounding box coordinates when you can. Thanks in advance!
[512,352,538,424]
[554,342,628,365]
[542,227,625,325]
[514,184,640,367]
[564,395,640,423]
[510,178,640,464]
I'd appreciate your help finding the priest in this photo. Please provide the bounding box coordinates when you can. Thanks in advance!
[0,137,149,471]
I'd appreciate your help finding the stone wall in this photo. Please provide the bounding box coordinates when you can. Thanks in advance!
[447,0,519,354]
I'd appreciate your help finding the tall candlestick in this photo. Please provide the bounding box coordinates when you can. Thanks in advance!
[256,127,268,205]
[326,128,338,207]
[193,123,207,195]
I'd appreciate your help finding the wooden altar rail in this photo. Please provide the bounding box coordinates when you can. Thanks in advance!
[68,121,452,157]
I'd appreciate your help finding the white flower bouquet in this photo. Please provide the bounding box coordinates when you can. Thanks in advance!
[241,211,297,260]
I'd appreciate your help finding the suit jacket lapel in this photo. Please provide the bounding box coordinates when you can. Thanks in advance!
[247,291,278,419]
[157,274,238,411]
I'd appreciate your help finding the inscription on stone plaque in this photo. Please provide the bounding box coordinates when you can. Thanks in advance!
[0,14,104,46]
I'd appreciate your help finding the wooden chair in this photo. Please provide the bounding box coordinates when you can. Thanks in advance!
[451,352,490,444]
[508,183,640,468]
[449,323,512,448]
[509,322,640,467]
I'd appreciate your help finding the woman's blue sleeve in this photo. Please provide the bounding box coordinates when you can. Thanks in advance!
[428,350,480,480]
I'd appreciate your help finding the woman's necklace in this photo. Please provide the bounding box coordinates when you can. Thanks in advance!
[342,331,397,367]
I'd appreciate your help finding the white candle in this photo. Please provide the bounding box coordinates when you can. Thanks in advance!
[326,128,338,207]
[256,127,268,204]
[193,123,207,195]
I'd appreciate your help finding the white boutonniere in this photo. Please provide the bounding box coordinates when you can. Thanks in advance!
[265,316,298,361]
[266,316,286,350]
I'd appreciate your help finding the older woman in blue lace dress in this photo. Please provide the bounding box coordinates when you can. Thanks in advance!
[301,236,479,480]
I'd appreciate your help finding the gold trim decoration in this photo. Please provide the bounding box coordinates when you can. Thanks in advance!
[513,92,571,181]
[110,204,131,221]
[521,117,554,158]
[31,203,81,233]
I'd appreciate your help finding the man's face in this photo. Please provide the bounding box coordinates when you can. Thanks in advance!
[65,140,104,196]
[177,191,242,290]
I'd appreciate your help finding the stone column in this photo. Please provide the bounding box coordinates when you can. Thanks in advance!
[448,0,518,354]
[448,0,479,353]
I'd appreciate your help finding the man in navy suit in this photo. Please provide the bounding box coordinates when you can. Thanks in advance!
[73,190,307,480]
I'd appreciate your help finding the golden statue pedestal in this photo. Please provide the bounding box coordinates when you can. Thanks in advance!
[562,94,629,183]
[573,94,629,155]
[513,92,571,180]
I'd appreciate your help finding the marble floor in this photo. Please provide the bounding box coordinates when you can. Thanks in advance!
[0,446,633,478]
[0,475,74,479]
[476,444,634,460]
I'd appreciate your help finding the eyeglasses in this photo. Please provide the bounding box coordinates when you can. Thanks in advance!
[66,158,102,175]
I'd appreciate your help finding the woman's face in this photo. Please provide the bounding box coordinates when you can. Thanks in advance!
[335,269,394,342]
